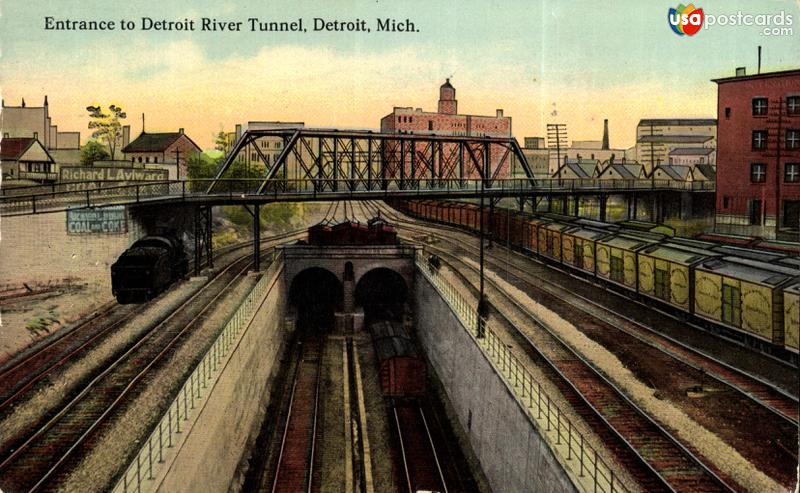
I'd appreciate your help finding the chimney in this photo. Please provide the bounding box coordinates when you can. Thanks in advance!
[122,125,131,147]
[735,67,746,77]
[757,46,762,74]
[601,119,610,150]
[179,128,184,135]
[496,109,504,118]
[21,98,26,108]
[142,113,146,133]
[44,95,48,106]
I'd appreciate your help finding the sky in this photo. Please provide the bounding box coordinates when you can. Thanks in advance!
[1,0,799,150]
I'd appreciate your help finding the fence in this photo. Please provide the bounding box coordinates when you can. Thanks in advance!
[112,251,284,493]
[416,253,627,493]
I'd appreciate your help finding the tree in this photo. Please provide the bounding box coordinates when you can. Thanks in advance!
[87,104,127,159]
[80,140,110,166]
[214,126,230,154]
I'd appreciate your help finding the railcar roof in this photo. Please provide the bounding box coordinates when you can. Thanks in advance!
[698,256,799,286]
[641,244,716,265]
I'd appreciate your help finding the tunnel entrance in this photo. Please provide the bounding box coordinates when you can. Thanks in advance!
[355,268,408,322]
[289,267,343,331]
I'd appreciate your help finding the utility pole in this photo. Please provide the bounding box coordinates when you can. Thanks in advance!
[547,123,568,182]
[174,147,181,181]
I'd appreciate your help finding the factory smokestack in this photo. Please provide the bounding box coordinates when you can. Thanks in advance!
[602,119,609,150]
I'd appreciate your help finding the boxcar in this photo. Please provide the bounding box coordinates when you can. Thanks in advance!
[783,282,800,355]
[637,243,716,311]
[561,226,610,275]
[521,217,551,254]
[539,221,572,262]
[370,320,426,396]
[596,233,661,290]
[693,257,798,346]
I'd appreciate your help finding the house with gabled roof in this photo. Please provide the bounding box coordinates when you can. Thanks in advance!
[596,160,645,180]
[553,157,600,180]
[121,128,201,180]
[0,137,57,183]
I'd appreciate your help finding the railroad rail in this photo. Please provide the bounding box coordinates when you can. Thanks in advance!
[366,200,800,424]
[272,337,323,493]
[393,404,449,493]
[0,251,260,492]
[363,201,740,492]
[0,229,304,416]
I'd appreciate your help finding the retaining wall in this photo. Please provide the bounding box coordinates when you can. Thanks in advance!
[151,265,288,492]
[414,270,576,493]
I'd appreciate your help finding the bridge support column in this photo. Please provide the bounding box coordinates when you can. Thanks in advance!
[488,198,495,248]
[680,191,693,220]
[253,204,261,272]
[599,195,608,222]
[194,205,213,275]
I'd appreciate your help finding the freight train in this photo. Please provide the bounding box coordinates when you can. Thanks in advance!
[391,199,800,363]
[368,317,427,397]
[111,234,189,304]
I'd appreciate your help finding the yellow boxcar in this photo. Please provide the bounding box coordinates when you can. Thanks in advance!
[784,283,800,354]
[596,234,658,290]
[694,257,797,344]
[562,226,609,275]
[637,243,715,311]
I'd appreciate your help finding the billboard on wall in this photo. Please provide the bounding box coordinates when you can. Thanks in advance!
[60,167,169,191]
[66,206,127,234]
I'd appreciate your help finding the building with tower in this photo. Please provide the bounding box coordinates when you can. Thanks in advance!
[380,79,511,138]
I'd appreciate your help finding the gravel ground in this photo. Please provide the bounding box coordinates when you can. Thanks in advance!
[57,275,258,492]
[318,335,346,492]
[464,256,785,493]
[0,278,205,450]
[0,281,112,363]
[354,332,399,493]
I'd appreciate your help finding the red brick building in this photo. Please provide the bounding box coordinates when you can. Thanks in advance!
[713,68,800,240]
[380,79,511,137]
[380,80,513,180]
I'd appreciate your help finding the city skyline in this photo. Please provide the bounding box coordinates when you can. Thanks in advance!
[2,0,799,149]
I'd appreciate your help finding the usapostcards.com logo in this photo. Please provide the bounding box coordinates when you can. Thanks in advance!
[668,4,794,37]
[668,4,704,36]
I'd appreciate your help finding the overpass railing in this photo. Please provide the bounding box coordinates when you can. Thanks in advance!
[112,250,284,493]
[415,251,628,493]
[0,177,715,216]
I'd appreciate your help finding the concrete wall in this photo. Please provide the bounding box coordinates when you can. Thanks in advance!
[0,209,144,291]
[154,266,288,493]
[414,271,576,493]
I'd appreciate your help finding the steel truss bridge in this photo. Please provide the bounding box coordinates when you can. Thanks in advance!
[0,129,713,217]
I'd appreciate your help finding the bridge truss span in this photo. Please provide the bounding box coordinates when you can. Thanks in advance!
[208,128,537,195]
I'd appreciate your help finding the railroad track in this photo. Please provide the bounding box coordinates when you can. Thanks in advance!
[393,403,449,493]
[365,201,800,425]
[0,229,305,417]
[0,250,260,492]
[272,337,323,493]
[359,200,742,492]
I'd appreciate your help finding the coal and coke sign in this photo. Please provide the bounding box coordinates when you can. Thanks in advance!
[60,167,169,191]
[67,206,127,234]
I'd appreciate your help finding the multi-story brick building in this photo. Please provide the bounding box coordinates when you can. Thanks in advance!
[380,79,511,138]
[380,79,515,180]
[713,68,800,240]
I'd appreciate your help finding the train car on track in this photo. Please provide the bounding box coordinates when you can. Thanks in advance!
[783,282,800,358]
[637,242,718,312]
[111,234,188,304]
[596,232,661,290]
[693,257,798,349]
[391,198,800,360]
[369,319,426,397]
